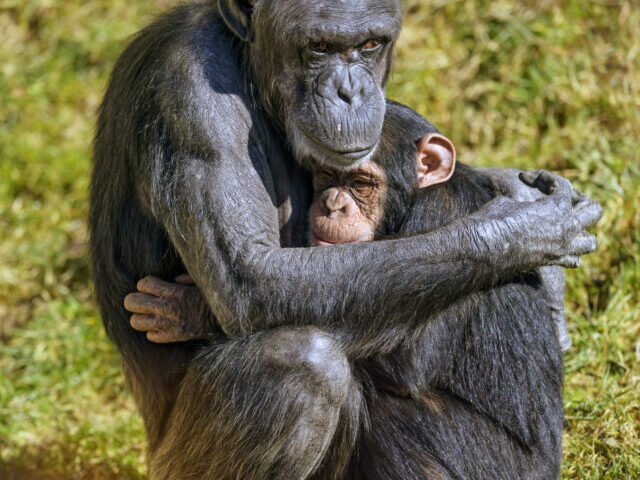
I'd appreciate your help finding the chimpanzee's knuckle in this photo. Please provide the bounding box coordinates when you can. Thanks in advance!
[173,286,185,302]
[549,201,566,220]
[516,187,539,203]
[571,216,580,230]
[171,300,185,320]
[591,202,604,222]
[153,316,167,330]
[159,298,175,317]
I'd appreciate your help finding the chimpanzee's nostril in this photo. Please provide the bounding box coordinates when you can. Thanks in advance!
[325,190,349,214]
[336,69,362,104]
[337,90,352,104]
[338,83,359,104]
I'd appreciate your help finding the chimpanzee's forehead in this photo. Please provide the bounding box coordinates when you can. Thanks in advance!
[263,0,402,43]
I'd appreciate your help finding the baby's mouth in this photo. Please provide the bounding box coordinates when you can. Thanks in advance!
[310,231,337,247]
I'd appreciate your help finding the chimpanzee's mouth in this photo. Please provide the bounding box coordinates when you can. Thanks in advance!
[296,124,378,167]
[311,230,366,247]
[336,147,373,159]
[310,231,337,247]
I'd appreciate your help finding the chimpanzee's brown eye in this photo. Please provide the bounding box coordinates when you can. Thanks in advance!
[314,170,334,189]
[309,42,329,54]
[351,180,375,197]
[362,39,382,51]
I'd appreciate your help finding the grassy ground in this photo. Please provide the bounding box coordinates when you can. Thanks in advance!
[0,0,638,478]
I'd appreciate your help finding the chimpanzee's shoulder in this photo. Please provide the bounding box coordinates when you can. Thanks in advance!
[121,3,239,79]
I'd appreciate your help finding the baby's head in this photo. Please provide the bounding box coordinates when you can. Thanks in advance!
[309,133,456,246]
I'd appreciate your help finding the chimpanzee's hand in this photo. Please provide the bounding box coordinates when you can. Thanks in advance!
[124,274,213,343]
[480,167,560,203]
[469,170,602,269]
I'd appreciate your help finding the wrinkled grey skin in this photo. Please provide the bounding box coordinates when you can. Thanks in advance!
[483,168,575,352]
[90,0,600,478]
[540,266,571,351]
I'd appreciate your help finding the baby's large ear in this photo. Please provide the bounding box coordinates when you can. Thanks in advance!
[416,133,456,189]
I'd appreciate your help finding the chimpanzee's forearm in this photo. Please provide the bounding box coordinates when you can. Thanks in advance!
[154,154,584,358]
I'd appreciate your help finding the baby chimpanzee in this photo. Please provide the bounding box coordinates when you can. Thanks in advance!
[307,125,570,352]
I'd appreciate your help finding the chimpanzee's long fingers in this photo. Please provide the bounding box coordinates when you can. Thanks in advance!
[125,292,156,314]
[137,276,183,298]
[550,256,582,268]
[130,314,171,332]
[574,200,603,229]
[124,292,176,317]
[147,329,182,344]
[568,233,598,256]
[175,273,195,285]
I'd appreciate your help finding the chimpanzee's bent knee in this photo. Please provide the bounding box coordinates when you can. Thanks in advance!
[259,326,352,403]
[149,327,355,480]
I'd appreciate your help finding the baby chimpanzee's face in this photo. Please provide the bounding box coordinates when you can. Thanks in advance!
[309,133,456,247]
[309,160,388,246]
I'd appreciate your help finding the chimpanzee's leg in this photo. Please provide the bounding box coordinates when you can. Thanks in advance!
[149,326,357,480]
[359,391,559,480]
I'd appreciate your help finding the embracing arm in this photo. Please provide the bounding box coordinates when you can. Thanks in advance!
[140,147,599,358]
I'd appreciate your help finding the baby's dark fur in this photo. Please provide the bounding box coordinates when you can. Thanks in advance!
[353,103,564,479]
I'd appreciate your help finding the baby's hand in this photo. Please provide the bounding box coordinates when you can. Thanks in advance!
[124,274,211,343]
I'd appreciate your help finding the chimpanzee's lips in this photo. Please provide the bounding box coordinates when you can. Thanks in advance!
[336,147,373,159]
[298,125,377,164]
[310,231,337,247]
[310,231,364,246]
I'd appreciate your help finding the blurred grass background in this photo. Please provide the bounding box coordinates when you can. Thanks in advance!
[0,0,638,478]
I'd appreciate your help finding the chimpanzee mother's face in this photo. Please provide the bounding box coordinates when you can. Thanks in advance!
[251,0,403,170]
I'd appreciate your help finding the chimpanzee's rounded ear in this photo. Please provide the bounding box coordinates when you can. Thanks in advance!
[218,0,254,42]
[416,133,456,189]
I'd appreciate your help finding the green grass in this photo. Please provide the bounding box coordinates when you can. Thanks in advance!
[1,0,638,478]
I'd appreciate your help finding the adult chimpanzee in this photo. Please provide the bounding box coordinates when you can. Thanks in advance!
[91,0,601,478]
[128,102,598,478]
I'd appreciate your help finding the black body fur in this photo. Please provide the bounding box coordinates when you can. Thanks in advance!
[90,3,594,478]
[353,103,564,479]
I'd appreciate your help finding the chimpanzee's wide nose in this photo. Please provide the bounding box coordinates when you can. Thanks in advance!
[325,188,354,217]
[336,67,363,105]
